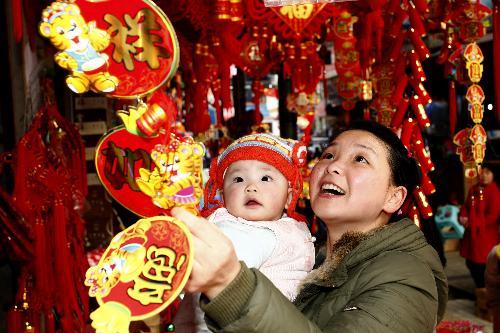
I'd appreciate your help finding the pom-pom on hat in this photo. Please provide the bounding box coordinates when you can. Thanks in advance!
[202,133,308,221]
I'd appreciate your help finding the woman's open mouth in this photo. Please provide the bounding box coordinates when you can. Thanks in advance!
[320,183,346,195]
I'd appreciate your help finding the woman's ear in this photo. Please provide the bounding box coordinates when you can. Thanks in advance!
[383,185,407,215]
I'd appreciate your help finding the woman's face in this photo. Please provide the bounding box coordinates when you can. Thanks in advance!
[479,167,494,185]
[309,130,400,226]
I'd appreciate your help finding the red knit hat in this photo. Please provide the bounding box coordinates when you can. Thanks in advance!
[202,133,308,221]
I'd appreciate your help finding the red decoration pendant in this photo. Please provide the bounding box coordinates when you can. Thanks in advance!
[85,216,192,330]
[76,0,179,98]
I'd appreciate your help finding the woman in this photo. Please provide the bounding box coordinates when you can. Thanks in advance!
[459,162,499,318]
[172,121,448,332]
[459,163,500,289]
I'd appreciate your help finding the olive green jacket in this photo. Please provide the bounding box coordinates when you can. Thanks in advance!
[201,219,448,332]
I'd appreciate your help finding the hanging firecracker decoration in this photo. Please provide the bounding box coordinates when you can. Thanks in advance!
[378,0,439,225]
[85,216,193,332]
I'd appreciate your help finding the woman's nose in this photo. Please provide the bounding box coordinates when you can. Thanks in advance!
[325,160,342,175]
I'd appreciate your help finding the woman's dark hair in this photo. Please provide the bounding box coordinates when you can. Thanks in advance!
[332,120,421,196]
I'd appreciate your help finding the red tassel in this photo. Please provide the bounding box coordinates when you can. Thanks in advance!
[391,97,409,128]
[34,219,50,309]
[449,80,457,135]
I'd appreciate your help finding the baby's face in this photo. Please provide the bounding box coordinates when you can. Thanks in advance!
[222,160,290,221]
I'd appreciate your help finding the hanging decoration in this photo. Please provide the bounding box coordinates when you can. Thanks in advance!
[246,1,337,41]
[284,41,323,115]
[95,130,204,217]
[373,0,437,224]
[135,136,205,215]
[85,216,193,332]
[40,0,181,139]
[270,3,327,35]
[327,9,362,113]
[39,2,119,94]
[447,1,491,178]
[183,39,220,134]
[371,64,394,126]
[38,1,204,330]
[4,101,88,333]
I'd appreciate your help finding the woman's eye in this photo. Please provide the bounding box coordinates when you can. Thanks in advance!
[234,176,244,183]
[261,175,272,182]
[321,152,334,160]
[355,155,368,163]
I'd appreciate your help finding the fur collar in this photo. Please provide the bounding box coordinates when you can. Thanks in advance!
[300,225,388,288]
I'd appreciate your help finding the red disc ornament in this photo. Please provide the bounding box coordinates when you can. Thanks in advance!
[76,0,179,98]
[95,128,204,217]
[85,216,192,330]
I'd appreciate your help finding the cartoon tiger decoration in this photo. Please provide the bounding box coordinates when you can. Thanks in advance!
[136,136,205,215]
[85,220,151,298]
[39,2,118,94]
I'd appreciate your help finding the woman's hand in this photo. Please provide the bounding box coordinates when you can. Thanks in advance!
[171,207,242,300]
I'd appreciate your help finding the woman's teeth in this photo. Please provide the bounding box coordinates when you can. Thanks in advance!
[321,183,345,195]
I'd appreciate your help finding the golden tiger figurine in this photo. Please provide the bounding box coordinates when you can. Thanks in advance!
[136,135,205,215]
[85,220,151,298]
[39,2,118,94]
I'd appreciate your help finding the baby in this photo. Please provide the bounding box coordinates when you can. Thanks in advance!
[175,133,315,332]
